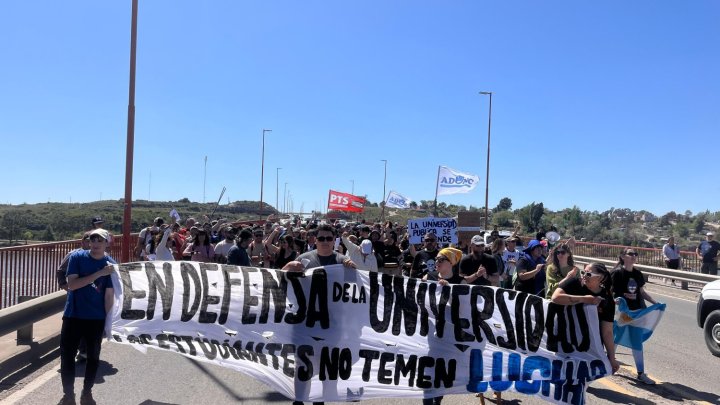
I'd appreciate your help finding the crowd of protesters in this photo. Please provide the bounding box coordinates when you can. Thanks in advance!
[56,212,705,404]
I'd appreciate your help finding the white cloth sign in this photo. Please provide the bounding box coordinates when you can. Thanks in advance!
[385,191,412,209]
[169,209,181,223]
[107,262,611,404]
[436,166,480,196]
[407,217,458,245]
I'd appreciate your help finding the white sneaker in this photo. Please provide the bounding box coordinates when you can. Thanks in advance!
[638,373,655,385]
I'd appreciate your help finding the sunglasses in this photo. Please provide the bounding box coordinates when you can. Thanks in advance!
[580,270,602,279]
[316,236,334,242]
[424,239,437,243]
[555,250,568,255]
[625,252,639,257]
[89,236,105,242]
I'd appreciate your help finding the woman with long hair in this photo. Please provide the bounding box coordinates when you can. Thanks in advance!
[490,238,505,288]
[611,248,658,384]
[182,229,215,262]
[545,243,579,299]
[266,234,297,270]
[551,262,620,374]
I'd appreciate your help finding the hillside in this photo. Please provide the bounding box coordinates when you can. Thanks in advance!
[0,198,717,252]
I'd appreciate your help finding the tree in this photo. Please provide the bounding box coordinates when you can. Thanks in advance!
[693,217,705,234]
[42,225,56,241]
[492,211,514,227]
[531,202,545,231]
[494,197,512,212]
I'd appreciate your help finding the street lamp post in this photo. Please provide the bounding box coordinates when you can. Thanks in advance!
[283,182,288,214]
[121,0,139,263]
[260,128,272,217]
[380,159,387,220]
[276,167,282,214]
[479,91,493,230]
[350,179,354,195]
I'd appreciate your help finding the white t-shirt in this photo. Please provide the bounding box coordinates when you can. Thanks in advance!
[214,239,236,258]
[502,248,522,276]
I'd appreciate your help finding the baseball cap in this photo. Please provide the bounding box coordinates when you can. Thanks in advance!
[91,216,104,225]
[89,229,109,241]
[154,217,164,225]
[470,235,484,245]
[360,239,373,254]
[708,232,715,236]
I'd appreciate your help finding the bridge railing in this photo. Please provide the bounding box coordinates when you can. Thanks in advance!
[0,234,137,309]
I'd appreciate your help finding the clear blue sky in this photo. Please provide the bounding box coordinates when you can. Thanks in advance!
[1,1,718,216]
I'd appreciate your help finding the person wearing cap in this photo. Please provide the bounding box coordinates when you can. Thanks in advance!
[459,235,498,286]
[58,229,116,405]
[57,232,93,363]
[91,216,113,249]
[514,239,546,296]
[341,232,378,272]
[696,232,720,276]
[501,237,522,289]
[410,233,441,279]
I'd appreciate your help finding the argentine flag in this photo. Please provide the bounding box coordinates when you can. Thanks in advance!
[613,298,666,350]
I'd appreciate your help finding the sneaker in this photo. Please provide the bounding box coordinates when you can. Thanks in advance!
[638,373,656,385]
[75,351,87,363]
[80,390,96,405]
[57,394,76,405]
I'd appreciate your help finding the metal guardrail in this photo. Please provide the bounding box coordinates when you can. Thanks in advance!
[574,255,720,286]
[0,290,65,338]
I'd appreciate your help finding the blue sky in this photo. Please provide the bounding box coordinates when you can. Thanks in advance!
[1,1,718,216]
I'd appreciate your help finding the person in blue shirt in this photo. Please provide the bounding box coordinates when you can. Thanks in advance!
[59,228,116,405]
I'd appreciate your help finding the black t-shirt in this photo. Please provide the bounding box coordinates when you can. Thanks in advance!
[273,250,297,270]
[425,271,464,285]
[558,277,615,323]
[459,253,498,286]
[610,267,646,310]
[698,240,720,263]
[411,249,440,278]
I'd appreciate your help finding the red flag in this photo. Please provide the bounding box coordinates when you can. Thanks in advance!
[327,190,366,213]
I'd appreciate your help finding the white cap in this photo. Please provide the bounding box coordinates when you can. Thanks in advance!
[707,232,715,236]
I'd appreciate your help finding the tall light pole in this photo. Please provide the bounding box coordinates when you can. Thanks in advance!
[479,91,493,230]
[283,182,288,214]
[276,167,282,214]
[260,128,272,216]
[350,179,354,195]
[121,0,139,263]
[380,159,387,220]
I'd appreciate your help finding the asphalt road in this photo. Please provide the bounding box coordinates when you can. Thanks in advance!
[1,279,718,405]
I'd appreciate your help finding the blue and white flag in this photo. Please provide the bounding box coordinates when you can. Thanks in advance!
[169,208,181,223]
[613,298,666,351]
[385,190,412,209]
[436,166,480,196]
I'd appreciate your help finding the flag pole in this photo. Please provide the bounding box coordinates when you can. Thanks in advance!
[433,166,441,217]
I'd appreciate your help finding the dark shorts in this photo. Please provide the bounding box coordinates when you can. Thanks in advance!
[665,258,680,269]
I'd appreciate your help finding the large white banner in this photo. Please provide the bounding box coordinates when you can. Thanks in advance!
[436,166,480,196]
[107,262,611,405]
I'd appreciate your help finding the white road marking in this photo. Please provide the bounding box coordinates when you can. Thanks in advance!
[0,365,58,405]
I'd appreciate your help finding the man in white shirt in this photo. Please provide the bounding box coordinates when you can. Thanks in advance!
[501,237,522,288]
